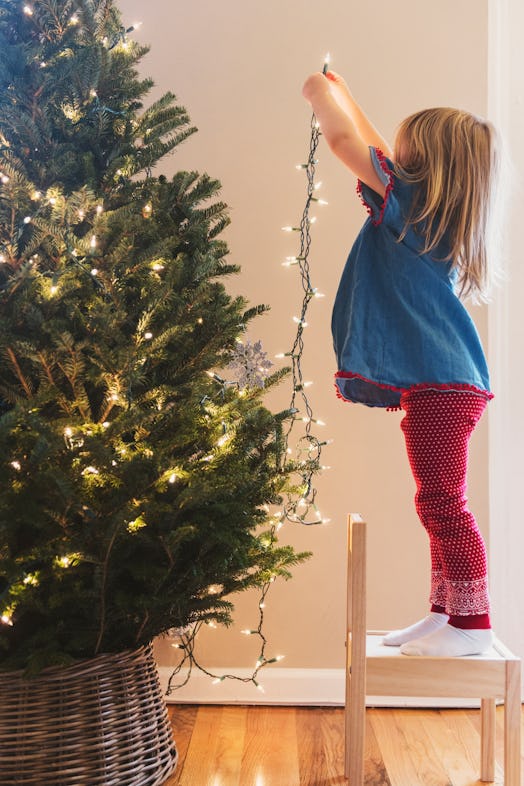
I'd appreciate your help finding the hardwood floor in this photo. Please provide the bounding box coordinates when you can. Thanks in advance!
[164,704,524,786]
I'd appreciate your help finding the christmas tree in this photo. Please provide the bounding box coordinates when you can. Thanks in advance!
[0,0,309,673]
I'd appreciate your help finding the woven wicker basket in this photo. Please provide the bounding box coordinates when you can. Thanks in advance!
[0,643,178,785]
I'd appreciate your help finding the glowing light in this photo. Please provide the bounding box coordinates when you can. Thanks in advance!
[23,5,33,15]
[90,268,98,276]
[23,216,31,224]
[10,461,21,471]
[55,554,81,568]
[207,584,221,595]
[144,331,153,340]
[127,515,147,533]
[293,316,308,327]
[1,614,13,626]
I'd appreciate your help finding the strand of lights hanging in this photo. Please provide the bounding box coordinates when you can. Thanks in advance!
[278,54,332,527]
[166,577,282,696]
[167,56,334,694]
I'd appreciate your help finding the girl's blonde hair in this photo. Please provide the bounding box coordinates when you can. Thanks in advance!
[394,107,500,301]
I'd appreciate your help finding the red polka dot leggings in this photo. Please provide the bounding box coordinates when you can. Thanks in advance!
[400,389,490,629]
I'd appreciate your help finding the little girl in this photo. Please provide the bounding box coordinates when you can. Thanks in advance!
[302,70,500,657]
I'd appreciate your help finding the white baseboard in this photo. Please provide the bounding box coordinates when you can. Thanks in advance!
[158,666,483,708]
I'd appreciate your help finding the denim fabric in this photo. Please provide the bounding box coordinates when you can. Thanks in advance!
[331,147,491,408]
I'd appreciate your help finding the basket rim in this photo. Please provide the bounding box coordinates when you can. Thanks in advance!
[0,642,154,681]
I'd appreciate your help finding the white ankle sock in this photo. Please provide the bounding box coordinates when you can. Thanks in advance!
[382,612,449,646]
[400,625,494,657]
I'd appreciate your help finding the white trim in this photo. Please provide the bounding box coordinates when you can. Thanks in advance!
[487,0,524,679]
[158,666,483,708]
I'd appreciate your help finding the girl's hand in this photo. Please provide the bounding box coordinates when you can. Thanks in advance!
[302,72,329,104]
[324,70,350,91]
[324,71,354,106]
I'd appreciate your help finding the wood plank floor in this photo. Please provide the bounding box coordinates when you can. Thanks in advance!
[164,704,524,786]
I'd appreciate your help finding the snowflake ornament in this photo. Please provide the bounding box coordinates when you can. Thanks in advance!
[228,339,273,389]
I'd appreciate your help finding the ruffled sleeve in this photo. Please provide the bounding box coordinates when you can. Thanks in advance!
[356,147,395,227]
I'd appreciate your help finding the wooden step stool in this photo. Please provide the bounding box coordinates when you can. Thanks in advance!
[345,513,521,785]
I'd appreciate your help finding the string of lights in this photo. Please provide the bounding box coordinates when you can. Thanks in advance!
[279,55,331,527]
[168,57,332,692]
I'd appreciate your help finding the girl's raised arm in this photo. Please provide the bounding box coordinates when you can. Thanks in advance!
[302,71,391,196]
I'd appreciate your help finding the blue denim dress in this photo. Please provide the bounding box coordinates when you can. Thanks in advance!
[331,147,492,409]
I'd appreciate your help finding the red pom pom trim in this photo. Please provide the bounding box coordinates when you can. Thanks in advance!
[334,370,493,406]
[356,147,394,227]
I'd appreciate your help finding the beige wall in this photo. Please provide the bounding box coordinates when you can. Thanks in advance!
[120,0,489,672]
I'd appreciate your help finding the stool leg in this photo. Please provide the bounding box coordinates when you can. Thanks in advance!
[345,515,366,784]
[480,698,496,782]
[504,659,521,786]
